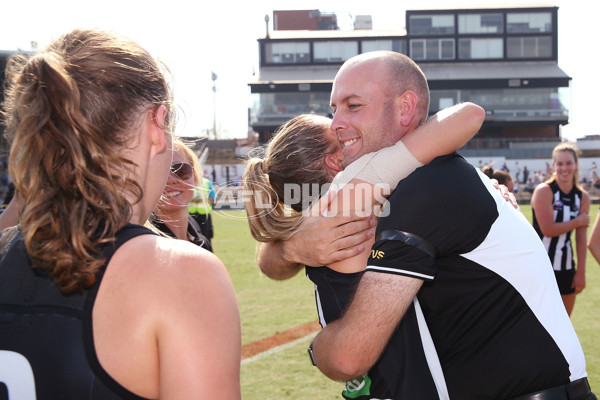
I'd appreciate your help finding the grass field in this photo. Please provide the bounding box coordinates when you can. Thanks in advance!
[211,205,600,400]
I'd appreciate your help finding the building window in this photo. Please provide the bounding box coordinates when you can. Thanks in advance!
[458,13,503,34]
[361,39,407,54]
[507,12,552,33]
[429,90,460,114]
[458,38,503,59]
[265,42,310,64]
[450,87,566,119]
[411,39,455,60]
[440,39,455,59]
[411,40,425,59]
[507,36,552,58]
[409,14,455,35]
[313,41,359,62]
[251,92,332,125]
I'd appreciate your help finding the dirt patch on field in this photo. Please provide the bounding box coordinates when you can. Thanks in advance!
[242,319,321,359]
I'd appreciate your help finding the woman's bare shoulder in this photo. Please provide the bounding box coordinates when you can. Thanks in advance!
[95,235,239,398]
[108,234,230,297]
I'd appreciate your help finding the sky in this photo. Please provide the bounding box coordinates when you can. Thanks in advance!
[1,0,598,142]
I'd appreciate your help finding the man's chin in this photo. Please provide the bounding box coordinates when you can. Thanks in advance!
[342,145,364,167]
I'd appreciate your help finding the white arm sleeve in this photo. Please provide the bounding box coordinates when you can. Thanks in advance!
[331,140,423,191]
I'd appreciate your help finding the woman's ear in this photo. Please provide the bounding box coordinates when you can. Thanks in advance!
[149,105,168,156]
[325,152,344,175]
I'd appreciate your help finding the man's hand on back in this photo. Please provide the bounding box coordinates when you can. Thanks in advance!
[257,189,375,279]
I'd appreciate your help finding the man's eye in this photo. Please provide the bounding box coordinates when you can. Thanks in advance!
[349,104,360,110]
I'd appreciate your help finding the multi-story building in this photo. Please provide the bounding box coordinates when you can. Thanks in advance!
[249,5,571,160]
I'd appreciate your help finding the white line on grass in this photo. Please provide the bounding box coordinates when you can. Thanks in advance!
[241,332,317,366]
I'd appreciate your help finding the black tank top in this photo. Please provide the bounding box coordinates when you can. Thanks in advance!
[0,223,153,400]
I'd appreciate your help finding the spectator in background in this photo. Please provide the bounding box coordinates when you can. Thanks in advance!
[0,182,15,213]
[0,171,9,196]
[533,169,546,185]
[482,166,515,193]
[591,162,600,191]
[590,162,597,180]
[153,137,212,252]
[531,142,590,316]
[522,165,530,184]
[189,172,217,242]
[581,171,589,188]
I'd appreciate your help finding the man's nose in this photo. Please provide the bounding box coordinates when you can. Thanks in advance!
[330,112,345,133]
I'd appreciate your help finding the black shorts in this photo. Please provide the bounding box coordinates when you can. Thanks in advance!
[554,268,576,295]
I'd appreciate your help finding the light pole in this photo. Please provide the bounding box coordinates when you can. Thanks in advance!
[211,71,217,139]
[265,14,270,38]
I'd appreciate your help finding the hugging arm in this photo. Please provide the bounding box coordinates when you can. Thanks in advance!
[404,102,485,164]
[311,273,423,380]
[257,219,373,279]
[257,189,375,279]
[349,102,485,191]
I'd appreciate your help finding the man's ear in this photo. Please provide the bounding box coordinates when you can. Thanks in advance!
[149,105,168,156]
[397,91,419,127]
[325,152,344,175]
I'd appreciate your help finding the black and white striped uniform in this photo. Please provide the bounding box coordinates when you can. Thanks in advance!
[532,180,581,274]
[362,154,588,400]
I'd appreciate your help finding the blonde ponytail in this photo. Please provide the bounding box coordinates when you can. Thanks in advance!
[242,114,337,243]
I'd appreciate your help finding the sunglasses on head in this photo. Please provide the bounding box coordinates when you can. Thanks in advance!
[170,162,194,181]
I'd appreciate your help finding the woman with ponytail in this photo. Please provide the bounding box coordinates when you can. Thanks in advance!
[0,29,240,399]
[244,115,337,243]
[532,142,591,316]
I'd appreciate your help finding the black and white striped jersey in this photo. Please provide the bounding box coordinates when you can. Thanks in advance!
[532,180,582,271]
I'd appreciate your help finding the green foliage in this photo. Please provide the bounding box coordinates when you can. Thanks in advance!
[212,206,600,399]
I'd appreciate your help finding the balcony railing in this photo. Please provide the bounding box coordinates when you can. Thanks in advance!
[252,105,568,127]
[482,108,568,121]
[462,137,560,150]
